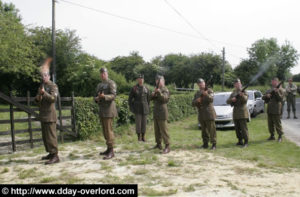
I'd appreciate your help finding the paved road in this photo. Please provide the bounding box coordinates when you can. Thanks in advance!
[282,97,300,146]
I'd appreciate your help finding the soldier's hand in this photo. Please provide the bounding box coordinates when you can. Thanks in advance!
[266,93,271,98]
[196,97,202,103]
[39,87,45,95]
[232,97,237,102]
[99,92,105,99]
[274,88,279,92]
[239,92,244,97]
[202,91,208,96]
[151,92,156,97]
[95,96,100,102]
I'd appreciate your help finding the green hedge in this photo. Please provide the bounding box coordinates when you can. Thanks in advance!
[74,93,196,140]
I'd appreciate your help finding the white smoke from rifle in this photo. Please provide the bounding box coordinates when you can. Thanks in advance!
[248,55,279,85]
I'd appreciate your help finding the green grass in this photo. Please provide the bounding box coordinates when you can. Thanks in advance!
[40,176,58,183]
[140,187,178,196]
[166,113,300,169]
[18,167,44,179]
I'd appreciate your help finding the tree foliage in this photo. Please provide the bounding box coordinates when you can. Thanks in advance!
[234,38,299,85]
[0,1,43,94]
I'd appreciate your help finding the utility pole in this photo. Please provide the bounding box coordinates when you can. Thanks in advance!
[52,0,56,83]
[222,47,225,91]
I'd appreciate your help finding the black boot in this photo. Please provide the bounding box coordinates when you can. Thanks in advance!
[137,133,142,141]
[211,143,216,150]
[41,153,52,160]
[142,133,146,142]
[201,142,209,149]
[236,139,243,146]
[267,135,275,140]
[278,135,282,143]
[152,144,162,150]
[103,148,114,160]
[99,147,109,155]
[293,112,298,119]
[162,144,170,154]
[242,139,248,148]
[287,111,290,119]
[45,153,60,165]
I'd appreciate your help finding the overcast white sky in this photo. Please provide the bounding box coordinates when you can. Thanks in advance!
[5,0,300,74]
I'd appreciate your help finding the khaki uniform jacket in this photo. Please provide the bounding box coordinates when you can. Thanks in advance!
[95,79,118,118]
[262,87,284,115]
[151,86,170,120]
[35,81,58,122]
[226,89,249,119]
[128,84,150,115]
[286,83,297,97]
[192,88,216,121]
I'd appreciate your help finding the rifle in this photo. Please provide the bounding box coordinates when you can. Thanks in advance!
[197,76,213,105]
[264,81,283,102]
[156,78,161,89]
[230,84,249,106]
[153,78,161,97]
[205,75,213,91]
[270,81,283,98]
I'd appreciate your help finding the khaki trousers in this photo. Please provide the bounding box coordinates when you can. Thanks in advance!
[154,119,170,145]
[41,122,58,154]
[135,114,147,134]
[233,119,249,141]
[199,120,216,144]
[100,117,115,148]
[267,114,283,136]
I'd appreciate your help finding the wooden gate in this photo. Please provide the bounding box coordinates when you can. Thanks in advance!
[0,91,77,152]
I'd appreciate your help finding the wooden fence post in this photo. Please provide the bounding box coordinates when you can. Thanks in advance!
[71,91,77,137]
[27,91,33,148]
[9,92,16,152]
[57,94,64,143]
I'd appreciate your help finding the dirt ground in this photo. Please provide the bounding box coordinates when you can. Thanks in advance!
[0,140,300,197]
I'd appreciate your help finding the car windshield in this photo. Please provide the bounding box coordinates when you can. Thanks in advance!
[213,94,230,106]
[248,92,254,100]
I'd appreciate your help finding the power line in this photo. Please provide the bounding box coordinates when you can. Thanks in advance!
[164,0,246,49]
[59,0,211,42]
[164,0,218,50]
[59,0,245,62]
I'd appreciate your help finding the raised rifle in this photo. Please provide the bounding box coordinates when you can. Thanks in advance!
[264,81,284,102]
[270,81,283,98]
[153,78,161,97]
[230,84,249,106]
[198,76,213,105]
[156,78,161,89]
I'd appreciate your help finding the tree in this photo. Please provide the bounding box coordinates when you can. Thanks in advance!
[110,51,145,81]
[277,41,299,80]
[293,73,300,82]
[160,53,190,87]
[234,38,299,85]
[0,1,43,95]
[28,27,83,96]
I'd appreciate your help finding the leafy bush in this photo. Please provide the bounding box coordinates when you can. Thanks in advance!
[74,93,196,140]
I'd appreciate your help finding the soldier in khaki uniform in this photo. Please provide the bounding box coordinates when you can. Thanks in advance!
[285,78,298,119]
[128,74,150,142]
[262,77,284,142]
[226,79,249,148]
[192,78,217,150]
[280,84,286,119]
[151,75,170,154]
[35,58,59,165]
[95,68,118,160]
